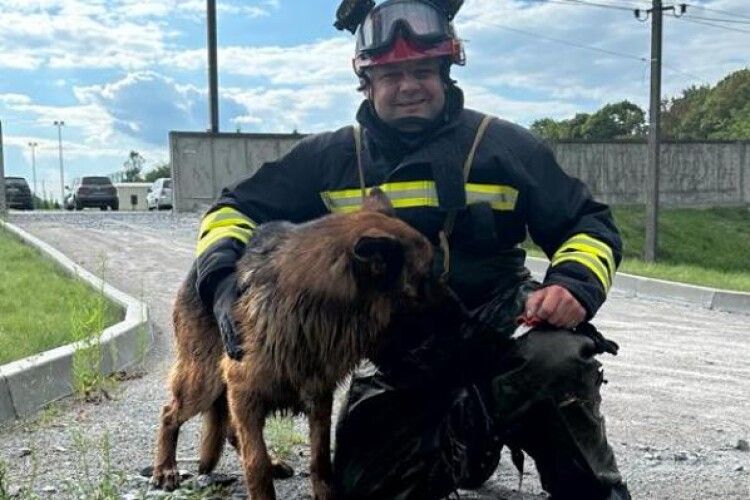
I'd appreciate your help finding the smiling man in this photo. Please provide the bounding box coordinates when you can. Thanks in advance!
[193,1,630,498]
[368,57,446,131]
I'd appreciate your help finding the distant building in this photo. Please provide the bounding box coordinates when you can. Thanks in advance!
[114,182,150,211]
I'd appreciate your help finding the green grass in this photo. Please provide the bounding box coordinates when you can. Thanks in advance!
[0,228,123,366]
[524,205,750,292]
[264,416,307,460]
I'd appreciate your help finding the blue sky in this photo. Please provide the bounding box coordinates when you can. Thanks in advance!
[1,0,748,201]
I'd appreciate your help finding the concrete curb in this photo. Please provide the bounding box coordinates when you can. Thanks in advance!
[0,220,153,424]
[525,257,750,315]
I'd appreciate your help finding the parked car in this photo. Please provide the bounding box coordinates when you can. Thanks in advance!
[4,177,33,210]
[65,176,119,210]
[146,178,173,210]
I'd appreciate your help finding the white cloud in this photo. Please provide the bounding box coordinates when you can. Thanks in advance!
[0,93,33,105]
[223,83,360,132]
[454,0,750,118]
[171,37,356,85]
[0,0,284,71]
[461,82,583,124]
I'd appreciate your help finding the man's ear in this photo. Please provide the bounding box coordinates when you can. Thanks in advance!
[352,234,404,290]
[361,187,395,216]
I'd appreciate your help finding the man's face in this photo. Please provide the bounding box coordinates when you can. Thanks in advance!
[369,58,446,132]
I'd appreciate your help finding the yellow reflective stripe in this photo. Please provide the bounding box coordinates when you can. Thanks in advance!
[466,183,518,211]
[199,206,256,238]
[383,181,439,209]
[558,241,615,277]
[391,197,440,208]
[328,204,360,214]
[382,180,436,192]
[465,183,517,195]
[564,234,615,271]
[325,187,363,200]
[320,181,519,213]
[196,226,253,257]
[551,252,612,292]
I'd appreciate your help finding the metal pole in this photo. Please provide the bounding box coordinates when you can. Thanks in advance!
[0,121,6,216]
[54,120,65,206]
[207,0,220,133]
[29,141,38,207]
[645,0,663,262]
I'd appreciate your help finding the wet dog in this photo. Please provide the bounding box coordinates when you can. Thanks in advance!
[152,189,435,499]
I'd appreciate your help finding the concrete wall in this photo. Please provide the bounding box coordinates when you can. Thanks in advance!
[550,140,750,207]
[170,131,750,212]
[170,131,303,212]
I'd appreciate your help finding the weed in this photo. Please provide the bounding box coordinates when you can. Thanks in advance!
[1,446,42,500]
[63,430,125,499]
[264,416,307,460]
[70,281,114,401]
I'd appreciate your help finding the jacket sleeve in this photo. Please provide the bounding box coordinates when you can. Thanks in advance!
[524,142,622,319]
[194,137,328,306]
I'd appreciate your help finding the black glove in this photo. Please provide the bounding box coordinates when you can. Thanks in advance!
[212,273,244,361]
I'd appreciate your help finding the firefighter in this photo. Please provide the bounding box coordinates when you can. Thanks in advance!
[195,0,631,498]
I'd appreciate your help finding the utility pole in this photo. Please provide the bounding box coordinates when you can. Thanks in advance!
[645,0,663,262]
[207,0,219,133]
[28,141,38,208]
[54,120,65,206]
[636,1,687,262]
[0,121,6,216]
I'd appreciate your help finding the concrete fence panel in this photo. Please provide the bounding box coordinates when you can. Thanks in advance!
[171,132,750,212]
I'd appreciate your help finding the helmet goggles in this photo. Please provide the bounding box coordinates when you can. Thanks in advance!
[356,0,451,56]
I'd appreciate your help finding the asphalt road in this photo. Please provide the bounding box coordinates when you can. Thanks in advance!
[1,211,748,499]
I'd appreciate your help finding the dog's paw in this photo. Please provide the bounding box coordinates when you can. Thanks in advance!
[151,466,181,491]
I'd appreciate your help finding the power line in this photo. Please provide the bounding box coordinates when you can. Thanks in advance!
[489,23,647,61]
[525,0,635,12]
[683,2,750,21]
[675,15,750,34]
[486,23,703,81]
[681,13,750,25]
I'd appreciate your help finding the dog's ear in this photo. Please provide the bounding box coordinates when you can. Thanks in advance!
[361,187,395,217]
[352,234,404,290]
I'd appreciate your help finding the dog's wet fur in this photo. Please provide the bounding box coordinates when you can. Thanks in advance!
[152,189,436,499]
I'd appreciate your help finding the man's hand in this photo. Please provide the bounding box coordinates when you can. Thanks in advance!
[522,285,586,330]
[212,273,245,361]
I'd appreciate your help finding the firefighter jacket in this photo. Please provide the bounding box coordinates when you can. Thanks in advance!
[195,86,622,318]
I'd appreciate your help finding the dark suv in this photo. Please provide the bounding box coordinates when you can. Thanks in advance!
[4,177,33,210]
[65,176,119,210]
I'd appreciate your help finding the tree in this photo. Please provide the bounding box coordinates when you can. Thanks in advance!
[531,69,750,141]
[122,150,145,182]
[580,101,646,140]
[661,69,750,140]
[531,118,565,140]
[530,113,590,140]
[661,84,711,139]
[144,163,171,183]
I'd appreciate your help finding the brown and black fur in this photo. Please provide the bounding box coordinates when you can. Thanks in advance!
[152,189,435,499]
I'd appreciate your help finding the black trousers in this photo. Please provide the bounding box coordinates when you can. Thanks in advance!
[332,281,623,500]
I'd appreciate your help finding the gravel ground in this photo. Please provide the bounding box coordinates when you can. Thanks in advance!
[1,210,748,499]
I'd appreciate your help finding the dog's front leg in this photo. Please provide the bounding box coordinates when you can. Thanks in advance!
[228,387,276,500]
[309,392,335,500]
